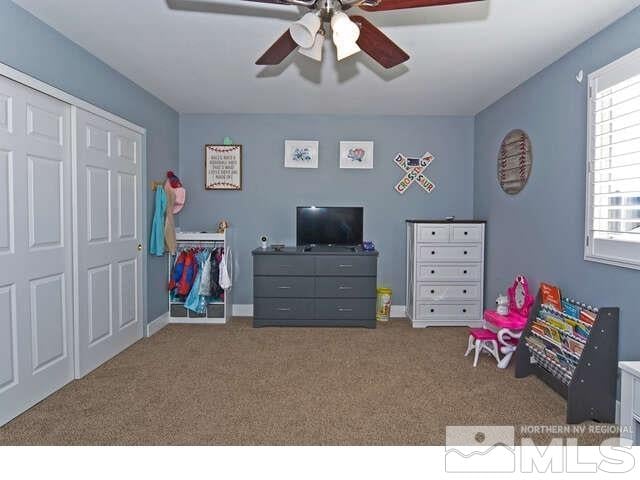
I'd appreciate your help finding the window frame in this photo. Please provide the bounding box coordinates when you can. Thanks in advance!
[585,47,640,271]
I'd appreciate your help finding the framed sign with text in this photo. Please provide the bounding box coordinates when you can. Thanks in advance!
[205,144,242,190]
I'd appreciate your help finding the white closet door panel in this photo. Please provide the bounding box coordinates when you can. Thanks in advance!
[0,74,73,426]
[0,149,13,254]
[75,108,143,378]
[0,284,17,394]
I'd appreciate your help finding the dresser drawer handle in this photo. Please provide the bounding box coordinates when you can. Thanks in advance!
[431,270,435,274]
[338,308,353,312]
[338,286,353,290]
[463,289,468,294]
[338,264,353,268]
[463,270,468,274]
[277,286,292,289]
[462,308,467,313]
[431,251,436,255]
[431,231,436,235]
[277,307,292,312]
[430,289,435,294]
[279,265,291,268]
[463,251,468,255]
[464,231,468,236]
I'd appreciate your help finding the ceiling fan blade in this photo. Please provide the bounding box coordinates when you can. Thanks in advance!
[359,0,483,12]
[256,30,298,65]
[350,15,409,69]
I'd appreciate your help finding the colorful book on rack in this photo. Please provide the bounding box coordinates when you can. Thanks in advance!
[540,282,562,310]
[562,299,581,319]
[580,309,596,327]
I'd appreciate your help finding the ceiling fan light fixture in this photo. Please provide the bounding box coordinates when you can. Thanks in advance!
[290,12,321,49]
[331,12,360,61]
[299,31,324,62]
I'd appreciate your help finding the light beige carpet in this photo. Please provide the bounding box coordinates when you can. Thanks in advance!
[0,318,615,445]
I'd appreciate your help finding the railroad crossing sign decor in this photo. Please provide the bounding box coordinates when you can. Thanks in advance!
[393,152,436,194]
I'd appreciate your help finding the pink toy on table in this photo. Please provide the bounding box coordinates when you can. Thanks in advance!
[483,275,534,369]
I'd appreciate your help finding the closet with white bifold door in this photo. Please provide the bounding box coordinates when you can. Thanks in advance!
[0,69,145,425]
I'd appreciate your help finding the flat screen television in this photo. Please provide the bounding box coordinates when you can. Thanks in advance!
[296,207,363,246]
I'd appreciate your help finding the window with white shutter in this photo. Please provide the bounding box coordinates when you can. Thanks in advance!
[586,48,640,270]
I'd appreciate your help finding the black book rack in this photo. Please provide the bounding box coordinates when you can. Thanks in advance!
[515,290,619,424]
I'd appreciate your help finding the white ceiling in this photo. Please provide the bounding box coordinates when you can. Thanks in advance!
[13,0,640,115]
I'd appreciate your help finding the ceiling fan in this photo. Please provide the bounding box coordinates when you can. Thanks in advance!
[246,0,483,69]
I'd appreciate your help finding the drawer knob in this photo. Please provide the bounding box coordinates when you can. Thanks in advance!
[278,286,292,289]
[277,307,292,312]
[463,251,468,255]
[463,270,468,274]
[338,264,353,268]
[462,308,467,313]
[431,270,435,274]
[463,289,467,294]
[431,231,436,235]
[338,286,353,290]
[431,251,435,255]
[464,231,468,236]
[430,289,435,294]
[430,308,435,313]
[338,308,353,312]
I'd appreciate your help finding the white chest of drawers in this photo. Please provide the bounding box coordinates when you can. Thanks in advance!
[620,361,640,445]
[406,221,485,328]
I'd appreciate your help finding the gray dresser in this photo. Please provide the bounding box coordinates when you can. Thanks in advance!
[252,247,378,328]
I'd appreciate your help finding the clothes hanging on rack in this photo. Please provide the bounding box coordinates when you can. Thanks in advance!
[185,249,210,314]
[219,248,232,290]
[209,249,223,299]
[176,250,198,297]
[169,244,228,306]
[198,251,212,296]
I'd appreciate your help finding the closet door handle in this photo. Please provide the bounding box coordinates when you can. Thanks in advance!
[137,243,143,252]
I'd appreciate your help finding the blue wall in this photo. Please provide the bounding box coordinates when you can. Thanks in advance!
[0,0,179,323]
[474,8,640,360]
[179,114,475,304]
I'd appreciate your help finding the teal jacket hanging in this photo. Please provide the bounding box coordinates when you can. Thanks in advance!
[149,186,167,256]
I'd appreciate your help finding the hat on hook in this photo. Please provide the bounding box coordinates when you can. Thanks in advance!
[166,170,186,214]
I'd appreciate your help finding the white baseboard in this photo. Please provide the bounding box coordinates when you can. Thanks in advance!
[232,304,407,319]
[145,312,169,337]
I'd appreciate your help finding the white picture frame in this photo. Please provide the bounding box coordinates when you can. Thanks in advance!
[284,140,319,169]
[340,141,374,169]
